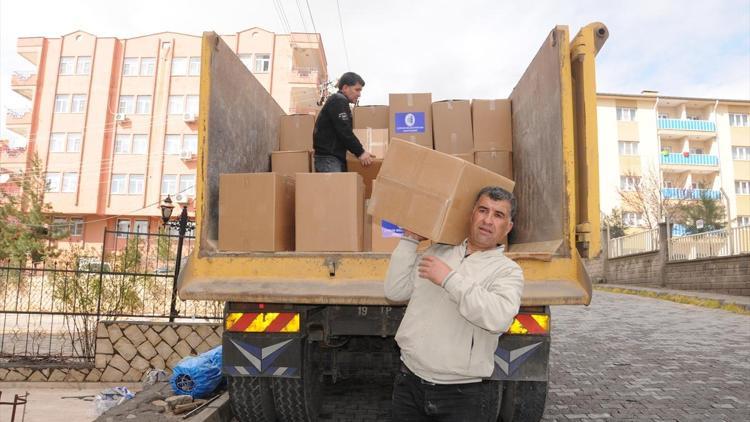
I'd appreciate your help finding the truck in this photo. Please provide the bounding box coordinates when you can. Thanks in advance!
[178,22,609,422]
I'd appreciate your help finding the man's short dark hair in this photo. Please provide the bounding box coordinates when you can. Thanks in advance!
[475,186,517,220]
[337,72,365,89]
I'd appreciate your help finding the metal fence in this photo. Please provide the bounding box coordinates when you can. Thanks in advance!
[0,228,222,364]
[668,226,750,261]
[608,228,660,259]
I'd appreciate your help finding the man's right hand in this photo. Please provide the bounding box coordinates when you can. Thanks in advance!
[403,230,427,241]
[359,151,374,167]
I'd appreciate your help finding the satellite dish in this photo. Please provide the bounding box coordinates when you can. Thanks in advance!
[696,219,704,229]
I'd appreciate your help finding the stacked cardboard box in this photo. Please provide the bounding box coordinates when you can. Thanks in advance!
[472,99,513,179]
[389,93,433,149]
[432,100,474,154]
[354,105,389,130]
[273,114,315,176]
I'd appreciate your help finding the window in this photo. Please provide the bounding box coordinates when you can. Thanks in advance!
[620,175,640,191]
[128,174,144,194]
[739,216,750,227]
[737,180,750,195]
[70,218,84,236]
[254,54,270,73]
[689,147,704,155]
[114,134,131,154]
[729,113,749,127]
[66,133,82,152]
[618,141,639,156]
[71,94,87,113]
[239,54,253,70]
[50,133,66,152]
[134,220,149,234]
[183,134,198,154]
[136,95,152,114]
[663,180,674,188]
[168,96,184,115]
[188,57,201,75]
[45,172,61,192]
[59,57,75,75]
[658,113,669,119]
[686,115,701,121]
[185,95,199,114]
[622,212,643,227]
[76,56,91,75]
[179,174,196,196]
[123,57,139,76]
[661,146,673,154]
[733,146,750,161]
[132,135,148,154]
[171,57,188,76]
[140,58,155,76]
[164,135,181,155]
[111,174,127,194]
[116,219,131,237]
[55,95,70,113]
[118,96,135,114]
[162,174,178,195]
[62,172,78,193]
[52,217,69,236]
[616,107,636,121]
[691,182,705,190]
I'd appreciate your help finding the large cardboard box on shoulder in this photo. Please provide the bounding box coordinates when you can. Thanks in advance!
[365,190,430,253]
[368,139,514,245]
[353,128,389,159]
[280,114,315,151]
[474,151,513,179]
[218,173,295,252]
[432,100,474,154]
[296,173,364,252]
[472,99,512,151]
[389,93,433,149]
[271,150,312,178]
[354,105,389,129]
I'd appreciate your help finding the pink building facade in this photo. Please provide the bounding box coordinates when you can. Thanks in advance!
[3,28,327,249]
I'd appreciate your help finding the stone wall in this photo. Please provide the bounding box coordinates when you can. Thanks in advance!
[0,320,222,382]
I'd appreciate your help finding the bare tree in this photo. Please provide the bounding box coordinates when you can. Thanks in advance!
[617,166,685,229]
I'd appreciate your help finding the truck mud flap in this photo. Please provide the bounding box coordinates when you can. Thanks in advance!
[223,333,304,379]
[490,334,550,382]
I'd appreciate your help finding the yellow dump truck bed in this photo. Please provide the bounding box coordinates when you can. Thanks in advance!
[178,23,608,306]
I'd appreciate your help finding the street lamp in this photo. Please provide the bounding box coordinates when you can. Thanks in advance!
[160,194,191,322]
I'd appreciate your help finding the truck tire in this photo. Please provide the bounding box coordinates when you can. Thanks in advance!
[228,375,277,422]
[499,380,548,422]
[271,341,322,422]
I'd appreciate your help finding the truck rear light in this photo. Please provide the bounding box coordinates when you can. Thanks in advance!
[506,314,549,335]
[225,312,300,333]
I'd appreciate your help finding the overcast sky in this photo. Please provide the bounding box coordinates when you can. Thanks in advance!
[1,0,749,144]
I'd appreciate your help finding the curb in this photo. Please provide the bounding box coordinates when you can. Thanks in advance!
[594,285,750,315]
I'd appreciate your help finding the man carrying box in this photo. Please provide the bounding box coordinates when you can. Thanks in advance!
[313,72,374,172]
[385,186,524,421]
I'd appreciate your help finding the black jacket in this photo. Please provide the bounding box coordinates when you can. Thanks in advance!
[313,92,365,163]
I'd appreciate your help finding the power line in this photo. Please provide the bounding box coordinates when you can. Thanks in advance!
[305,0,318,34]
[335,0,351,69]
[295,0,309,33]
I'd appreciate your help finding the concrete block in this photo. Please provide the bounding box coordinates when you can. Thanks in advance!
[107,324,123,343]
[96,338,114,354]
[156,341,174,360]
[101,366,124,382]
[131,355,151,372]
[114,338,138,361]
[185,332,203,349]
[138,341,158,360]
[161,326,179,347]
[176,325,193,339]
[145,328,162,346]
[174,340,193,358]
[110,354,131,373]
[123,324,147,346]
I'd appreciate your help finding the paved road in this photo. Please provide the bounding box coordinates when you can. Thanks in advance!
[319,291,750,421]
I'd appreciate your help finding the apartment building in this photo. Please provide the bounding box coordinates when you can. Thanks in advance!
[597,92,750,231]
[2,28,327,248]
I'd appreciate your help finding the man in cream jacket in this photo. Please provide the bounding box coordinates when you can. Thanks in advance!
[385,186,524,421]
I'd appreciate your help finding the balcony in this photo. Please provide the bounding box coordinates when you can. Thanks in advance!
[661,188,720,200]
[11,71,37,100]
[5,109,32,136]
[657,118,715,132]
[660,153,718,167]
[290,67,321,84]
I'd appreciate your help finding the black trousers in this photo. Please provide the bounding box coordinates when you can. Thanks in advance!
[314,154,347,172]
[392,364,501,422]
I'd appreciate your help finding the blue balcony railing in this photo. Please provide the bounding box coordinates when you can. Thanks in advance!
[657,118,716,132]
[661,188,720,200]
[660,153,718,166]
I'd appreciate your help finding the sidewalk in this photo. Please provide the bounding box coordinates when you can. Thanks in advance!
[594,283,750,313]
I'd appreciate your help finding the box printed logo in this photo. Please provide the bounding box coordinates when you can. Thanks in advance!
[394,112,425,134]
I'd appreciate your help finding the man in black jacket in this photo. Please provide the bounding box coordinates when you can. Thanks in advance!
[313,72,373,172]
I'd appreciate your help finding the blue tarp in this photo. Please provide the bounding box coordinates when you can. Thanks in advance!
[170,346,223,398]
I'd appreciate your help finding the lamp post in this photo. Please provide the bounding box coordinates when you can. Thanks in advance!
[160,195,191,322]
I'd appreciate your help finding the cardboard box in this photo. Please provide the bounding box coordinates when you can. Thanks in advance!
[451,153,474,163]
[432,100,474,154]
[389,93,433,149]
[271,150,311,178]
[365,199,429,253]
[472,99,512,151]
[474,151,513,179]
[354,105,389,129]
[346,155,383,198]
[280,114,315,151]
[218,173,294,252]
[296,173,364,252]
[353,128,389,158]
[368,139,514,245]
